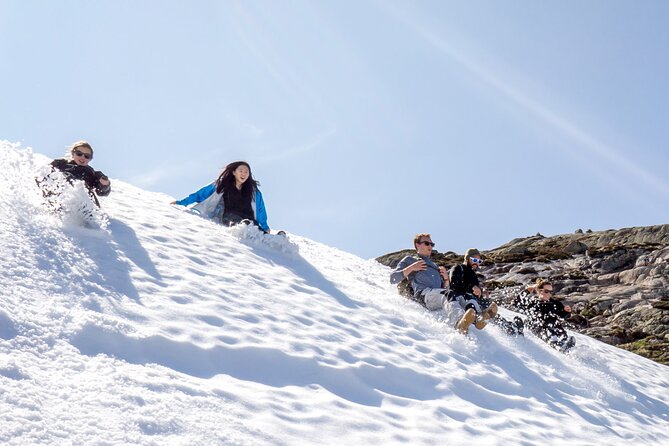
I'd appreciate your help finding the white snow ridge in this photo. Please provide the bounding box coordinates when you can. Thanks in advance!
[1,141,668,445]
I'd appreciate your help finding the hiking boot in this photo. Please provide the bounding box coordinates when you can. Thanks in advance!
[548,335,560,347]
[455,308,477,334]
[474,315,487,330]
[559,336,576,353]
[513,316,524,336]
[482,302,498,321]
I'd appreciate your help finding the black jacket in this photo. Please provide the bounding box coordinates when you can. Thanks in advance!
[513,292,570,328]
[50,159,111,197]
[449,263,480,296]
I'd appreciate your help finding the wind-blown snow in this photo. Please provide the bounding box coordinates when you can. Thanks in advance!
[1,141,668,445]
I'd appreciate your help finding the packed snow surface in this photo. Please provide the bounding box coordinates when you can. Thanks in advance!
[1,141,668,445]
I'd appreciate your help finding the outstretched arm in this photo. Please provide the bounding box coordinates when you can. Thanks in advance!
[173,183,216,206]
[512,291,535,314]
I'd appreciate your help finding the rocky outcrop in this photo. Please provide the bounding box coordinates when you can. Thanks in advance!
[376,224,669,366]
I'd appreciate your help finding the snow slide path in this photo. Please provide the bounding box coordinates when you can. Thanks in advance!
[1,142,668,445]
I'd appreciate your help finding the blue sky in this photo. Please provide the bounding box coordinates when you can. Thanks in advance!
[2,0,668,258]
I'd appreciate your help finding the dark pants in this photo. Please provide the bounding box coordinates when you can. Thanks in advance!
[221,212,258,229]
[533,322,568,345]
[453,293,492,314]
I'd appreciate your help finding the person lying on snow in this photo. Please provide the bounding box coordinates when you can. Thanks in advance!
[513,279,575,352]
[171,161,270,233]
[36,140,111,208]
[389,233,478,334]
[449,249,524,336]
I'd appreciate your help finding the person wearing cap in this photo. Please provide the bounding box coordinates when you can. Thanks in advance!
[390,233,475,334]
[449,248,498,333]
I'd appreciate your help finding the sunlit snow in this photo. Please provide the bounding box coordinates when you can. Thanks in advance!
[1,141,668,445]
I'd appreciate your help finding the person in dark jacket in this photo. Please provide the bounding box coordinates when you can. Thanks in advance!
[37,141,111,207]
[513,279,575,351]
[390,233,477,334]
[449,248,498,331]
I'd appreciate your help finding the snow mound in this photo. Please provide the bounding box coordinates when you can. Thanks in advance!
[228,223,300,255]
[1,141,668,445]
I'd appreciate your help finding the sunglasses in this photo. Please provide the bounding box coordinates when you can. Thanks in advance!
[74,150,92,160]
[539,288,554,294]
[470,257,483,265]
[418,241,435,247]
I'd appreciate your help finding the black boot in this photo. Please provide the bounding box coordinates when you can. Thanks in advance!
[513,317,524,336]
[559,336,576,352]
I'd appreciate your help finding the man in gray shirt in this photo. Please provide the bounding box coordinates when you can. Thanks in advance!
[390,233,482,334]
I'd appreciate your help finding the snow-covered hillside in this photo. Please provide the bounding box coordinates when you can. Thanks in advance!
[1,141,668,445]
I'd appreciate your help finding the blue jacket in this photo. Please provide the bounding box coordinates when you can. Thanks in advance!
[176,182,269,232]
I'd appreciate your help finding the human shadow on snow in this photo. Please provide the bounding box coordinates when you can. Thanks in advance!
[24,222,135,301]
[0,311,18,340]
[59,228,139,300]
[71,324,445,407]
[239,237,362,310]
[107,218,163,282]
[54,218,164,302]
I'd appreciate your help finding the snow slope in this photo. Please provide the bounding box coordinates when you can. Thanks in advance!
[1,141,668,445]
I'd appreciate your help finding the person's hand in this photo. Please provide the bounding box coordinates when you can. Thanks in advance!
[170,201,177,205]
[99,178,110,186]
[403,260,427,277]
[472,285,482,297]
[439,266,450,283]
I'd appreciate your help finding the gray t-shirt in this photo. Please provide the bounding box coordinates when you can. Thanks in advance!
[390,255,444,297]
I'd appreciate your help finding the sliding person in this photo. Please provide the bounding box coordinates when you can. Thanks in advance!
[171,161,270,233]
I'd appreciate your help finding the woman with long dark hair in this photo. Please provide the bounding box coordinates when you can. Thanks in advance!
[171,161,270,232]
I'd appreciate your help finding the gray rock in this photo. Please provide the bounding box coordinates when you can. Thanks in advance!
[564,240,588,254]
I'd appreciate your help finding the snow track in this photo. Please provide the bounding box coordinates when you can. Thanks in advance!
[1,141,668,445]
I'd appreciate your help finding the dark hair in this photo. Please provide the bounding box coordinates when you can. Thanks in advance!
[215,161,259,202]
[464,248,481,264]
